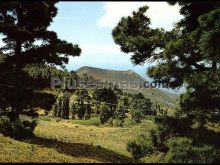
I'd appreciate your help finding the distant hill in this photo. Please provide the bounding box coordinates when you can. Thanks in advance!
[76,66,146,83]
[76,66,179,109]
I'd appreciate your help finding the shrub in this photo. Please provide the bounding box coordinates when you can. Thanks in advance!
[39,115,51,121]
[103,117,114,127]
[72,117,101,126]
[0,115,11,133]
[127,133,155,161]
[165,137,220,163]
[55,118,61,122]
[0,115,37,139]
[130,98,152,123]
[53,92,70,119]
[99,103,112,124]
[192,145,220,163]
[60,92,70,119]
[115,99,126,126]
[112,118,124,127]
[165,137,194,163]
[123,118,137,127]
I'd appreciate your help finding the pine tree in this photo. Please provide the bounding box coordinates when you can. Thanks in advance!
[99,102,111,124]
[61,92,70,119]
[115,100,126,126]
[77,99,85,119]
[112,2,220,125]
[70,102,77,119]
[57,96,63,118]
[0,2,81,125]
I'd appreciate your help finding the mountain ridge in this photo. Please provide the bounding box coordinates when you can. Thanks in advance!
[75,66,179,109]
[76,66,147,83]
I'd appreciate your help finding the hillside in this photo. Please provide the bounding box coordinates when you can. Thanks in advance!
[76,66,179,109]
[76,66,146,84]
[0,118,159,163]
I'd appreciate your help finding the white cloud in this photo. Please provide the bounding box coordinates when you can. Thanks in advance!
[97,2,183,30]
[80,43,121,55]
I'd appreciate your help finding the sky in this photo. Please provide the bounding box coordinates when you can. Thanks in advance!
[48,2,182,76]
[48,2,183,93]
[0,2,184,93]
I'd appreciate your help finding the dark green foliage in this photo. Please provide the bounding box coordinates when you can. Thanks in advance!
[0,115,11,133]
[93,87,118,109]
[150,115,192,152]
[23,64,78,91]
[119,95,131,111]
[0,114,37,139]
[75,89,92,119]
[165,137,220,163]
[53,95,62,118]
[0,2,81,136]
[99,102,112,124]
[168,2,220,32]
[127,133,155,161]
[113,4,220,162]
[115,99,126,127]
[132,93,145,100]
[53,92,70,119]
[155,115,193,136]
[84,104,92,119]
[130,98,152,123]
[70,102,77,119]
[112,2,220,125]
[126,114,194,160]
[60,92,70,119]
[112,6,165,65]
[0,2,81,66]
[77,100,86,120]
[57,96,63,118]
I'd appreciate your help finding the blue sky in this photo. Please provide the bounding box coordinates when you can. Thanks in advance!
[0,2,184,93]
[48,2,183,93]
[48,2,146,74]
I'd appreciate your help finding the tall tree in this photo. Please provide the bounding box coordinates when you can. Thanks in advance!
[93,87,118,109]
[0,2,81,121]
[99,102,111,124]
[115,98,126,126]
[112,2,220,125]
[60,92,70,119]
[130,98,152,123]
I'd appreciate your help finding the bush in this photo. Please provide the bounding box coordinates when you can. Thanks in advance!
[72,117,101,126]
[115,99,126,126]
[53,92,70,119]
[165,137,220,163]
[55,118,61,122]
[123,118,137,127]
[165,137,194,163]
[0,115,11,133]
[112,118,124,127]
[127,133,155,161]
[39,115,51,121]
[0,115,37,139]
[103,117,114,127]
[99,103,112,124]
[192,145,220,163]
[130,98,152,123]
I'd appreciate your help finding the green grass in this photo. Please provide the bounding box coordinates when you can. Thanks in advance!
[3,117,219,163]
[71,117,101,127]
[35,118,157,159]
[0,117,158,163]
[0,134,100,163]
